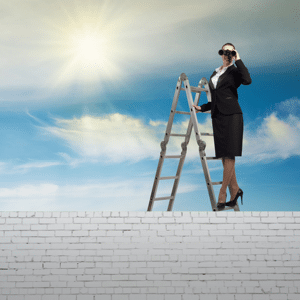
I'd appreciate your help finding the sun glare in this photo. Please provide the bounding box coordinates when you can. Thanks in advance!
[48,3,126,89]
[59,29,111,84]
[71,31,105,66]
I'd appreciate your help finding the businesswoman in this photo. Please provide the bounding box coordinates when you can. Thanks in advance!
[193,43,252,210]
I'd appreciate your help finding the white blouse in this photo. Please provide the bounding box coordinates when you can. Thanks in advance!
[211,63,234,89]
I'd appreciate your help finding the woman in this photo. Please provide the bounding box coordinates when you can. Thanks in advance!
[193,43,252,210]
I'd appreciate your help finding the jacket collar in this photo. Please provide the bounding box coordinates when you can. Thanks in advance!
[209,64,236,90]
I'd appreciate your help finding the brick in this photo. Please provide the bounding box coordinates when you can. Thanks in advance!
[77,296,93,300]
[193,218,210,223]
[73,218,90,224]
[6,219,22,224]
[216,295,234,300]
[95,296,111,300]
[112,295,129,300]
[182,295,199,300]
[253,296,270,300]
[175,217,193,223]
[59,296,76,300]
[165,296,181,300]
[125,218,142,224]
[39,218,56,224]
[107,218,123,224]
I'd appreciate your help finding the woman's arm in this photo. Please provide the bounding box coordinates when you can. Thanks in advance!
[193,102,211,112]
[235,59,252,85]
[233,50,252,85]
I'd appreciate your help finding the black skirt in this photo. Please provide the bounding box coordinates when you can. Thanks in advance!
[212,105,243,159]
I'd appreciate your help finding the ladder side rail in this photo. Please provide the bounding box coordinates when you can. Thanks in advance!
[180,76,206,147]
[183,79,203,145]
[148,76,182,211]
[167,105,198,211]
[195,77,219,210]
[168,78,204,211]
[184,77,221,211]
[199,156,218,210]
[168,77,202,211]
[199,77,212,103]
[167,114,196,211]
[147,154,165,211]
[167,146,187,211]
[183,87,201,145]
[233,203,240,211]
[197,77,212,114]
[163,76,183,145]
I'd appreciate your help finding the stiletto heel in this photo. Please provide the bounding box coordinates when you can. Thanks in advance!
[226,188,243,207]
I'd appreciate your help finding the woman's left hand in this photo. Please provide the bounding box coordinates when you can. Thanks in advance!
[234,49,241,61]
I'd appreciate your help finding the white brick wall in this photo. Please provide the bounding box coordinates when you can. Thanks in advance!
[0,211,300,300]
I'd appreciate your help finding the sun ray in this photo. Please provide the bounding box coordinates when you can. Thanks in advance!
[42,1,126,92]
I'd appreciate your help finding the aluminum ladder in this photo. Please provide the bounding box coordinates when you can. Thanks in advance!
[147,73,240,212]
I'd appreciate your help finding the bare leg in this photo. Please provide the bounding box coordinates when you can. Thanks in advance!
[218,157,235,203]
[228,166,239,201]
[221,157,239,202]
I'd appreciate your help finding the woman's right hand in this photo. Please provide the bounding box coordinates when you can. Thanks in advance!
[192,105,201,112]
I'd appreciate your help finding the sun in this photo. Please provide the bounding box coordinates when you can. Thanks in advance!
[70,30,106,68]
[57,28,113,84]
[53,23,124,88]
[48,3,126,88]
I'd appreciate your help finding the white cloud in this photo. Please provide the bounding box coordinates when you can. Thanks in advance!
[275,97,300,115]
[0,183,58,198]
[0,160,62,175]
[40,99,300,166]
[43,113,162,163]
[0,183,59,210]
[0,179,198,211]
[242,111,300,163]
[40,112,216,164]
[14,161,62,172]
[149,120,167,127]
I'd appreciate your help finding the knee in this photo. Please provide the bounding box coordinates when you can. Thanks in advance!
[223,156,235,161]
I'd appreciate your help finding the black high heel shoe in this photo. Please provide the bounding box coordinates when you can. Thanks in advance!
[226,188,243,207]
[217,193,227,210]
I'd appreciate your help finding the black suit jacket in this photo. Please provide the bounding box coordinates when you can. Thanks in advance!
[200,59,252,117]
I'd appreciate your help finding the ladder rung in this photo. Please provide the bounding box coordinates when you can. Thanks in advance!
[206,157,222,160]
[159,176,178,180]
[190,86,209,93]
[170,133,187,137]
[200,132,213,136]
[180,87,209,93]
[211,181,223,185]
[175,111,190,115]
[165,155,183,159]
[154,196,174,201]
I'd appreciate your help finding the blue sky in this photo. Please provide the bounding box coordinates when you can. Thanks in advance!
[0,0,299,211]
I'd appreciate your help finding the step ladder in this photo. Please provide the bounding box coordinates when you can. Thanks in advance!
[147,73,240,212]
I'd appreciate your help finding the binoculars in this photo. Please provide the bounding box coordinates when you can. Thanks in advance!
[218,49,236,56]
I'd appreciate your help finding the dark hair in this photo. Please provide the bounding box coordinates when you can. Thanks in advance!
[222,43,235,49]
